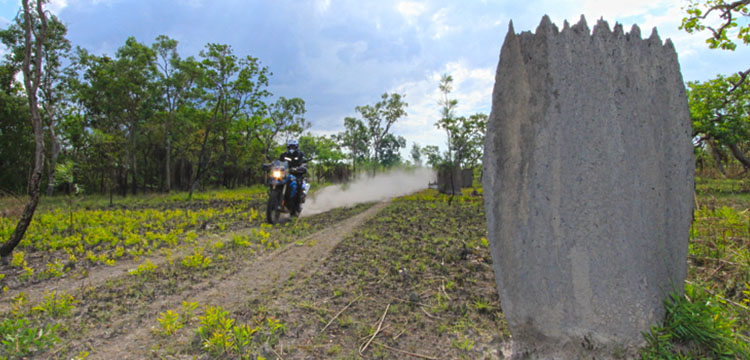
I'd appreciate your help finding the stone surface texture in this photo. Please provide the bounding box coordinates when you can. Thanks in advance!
[482,15,695,358]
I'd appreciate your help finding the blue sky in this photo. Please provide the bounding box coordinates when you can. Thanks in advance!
[1,0,748,153]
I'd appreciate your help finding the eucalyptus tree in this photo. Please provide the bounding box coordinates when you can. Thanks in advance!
[355,92,407,173]
[152,35,206,192]
[377,133,406,167]
[189,44,272,196]
[256,96,308,161]
[223,55,271,187]
[68,48,128,196]
[420,145,443,168]
[0,0,50,259]
[38,17,70,196]
[299,133,346,182]
[116,37,158,195]
[70,37,159,196]
[0,64,31,194]
[0,8,71,196]
[336,116,370,174]
[435,74,487,169]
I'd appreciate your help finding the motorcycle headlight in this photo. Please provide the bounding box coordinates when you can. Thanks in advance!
[272,170,282,179]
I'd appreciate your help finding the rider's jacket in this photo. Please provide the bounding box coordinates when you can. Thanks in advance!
[279,150,307,169]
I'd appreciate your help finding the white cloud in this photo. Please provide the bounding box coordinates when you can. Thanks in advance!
[580,0,669,20]
[430,7,459,39]
[391,60,494,151]
[397,1,425,22]
[48,0,68,14]
[315,0,330,14]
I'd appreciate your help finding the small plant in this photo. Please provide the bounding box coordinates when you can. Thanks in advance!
[0,317,60,357]
[20,263,34,281]
[452,333,475,351]
[129,259,158,276]
[232,234,252,247]
[32,291,78,318]
[640,284,750,359]
[197,306,235,356]
[181,301,199,322]
[10,251,25,267]
[474,297,491,313]
[195,305,283,358]
[41,259,67,278]
[182,246,212,268]
[156,310,182,336]
[267,316,286,335]
[248,208,259,221]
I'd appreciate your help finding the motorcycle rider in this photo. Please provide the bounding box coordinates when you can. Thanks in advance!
[279,139,308,215]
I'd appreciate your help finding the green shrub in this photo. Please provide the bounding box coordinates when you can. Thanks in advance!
[0,318,60,358]
[641,283,750,359]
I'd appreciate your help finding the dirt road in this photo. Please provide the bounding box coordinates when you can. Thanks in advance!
[88,200,390,359]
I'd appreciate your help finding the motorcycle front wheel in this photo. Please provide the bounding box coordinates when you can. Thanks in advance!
[266,189,282,224]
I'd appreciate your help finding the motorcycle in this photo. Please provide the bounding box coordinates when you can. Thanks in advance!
[263,160,310,224]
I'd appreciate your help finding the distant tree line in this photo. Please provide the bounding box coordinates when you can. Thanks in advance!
[0,8,420,199]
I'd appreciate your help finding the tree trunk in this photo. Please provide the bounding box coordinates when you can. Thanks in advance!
[1,0,47,259]
[709,140,727,177]
[131,122,138,195]
[165,112,172,193]
[46,129,60,196]
[189,101,221,199]
[728,143,750,169]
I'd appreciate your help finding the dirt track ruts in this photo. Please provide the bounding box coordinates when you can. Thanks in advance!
[89,200,390,359]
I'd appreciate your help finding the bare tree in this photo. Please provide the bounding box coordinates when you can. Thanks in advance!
[1,0,49,259]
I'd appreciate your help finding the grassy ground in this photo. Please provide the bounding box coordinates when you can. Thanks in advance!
[1,178,748,359]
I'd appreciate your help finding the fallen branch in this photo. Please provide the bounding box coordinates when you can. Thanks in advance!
[321,294,361,333]
[270,346,285,360]
[371,340,439,360]
[440,280,452,301]
[688,254,741,266]
[685,280,750,311]
[420,306,439,319]
[359,303,390,355]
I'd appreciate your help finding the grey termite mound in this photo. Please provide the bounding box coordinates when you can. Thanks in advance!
[482,15,695,359]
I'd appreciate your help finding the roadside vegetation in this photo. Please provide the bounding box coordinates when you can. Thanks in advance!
[147,188,508,360]
[640,177,750,359]
[0,178,748,359]
[0,186,375,359]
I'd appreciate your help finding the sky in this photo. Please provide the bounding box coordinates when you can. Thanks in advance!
[1,0,748,155]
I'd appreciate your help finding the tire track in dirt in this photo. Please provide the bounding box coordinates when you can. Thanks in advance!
[87,200,390,360]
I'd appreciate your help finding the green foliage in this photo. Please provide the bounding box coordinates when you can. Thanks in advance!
[336,116,370,173]
[353,92,409,171]
[156,310,182,336]
[681,0,750,51]
[182,246,212,269]
[451,334,475,351]
[31,291,77,318]
[435,74,488,169]
[688,73,750,171]
[195,305,284,359]
[641,284,749,359]
[129,259,158,276]
[0,318,60,359]
[688,74,750,145]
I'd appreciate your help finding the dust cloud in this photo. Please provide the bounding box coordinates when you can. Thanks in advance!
[301,168,436,217]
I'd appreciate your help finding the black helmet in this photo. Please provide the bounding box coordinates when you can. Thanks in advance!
[287,139,299,151]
